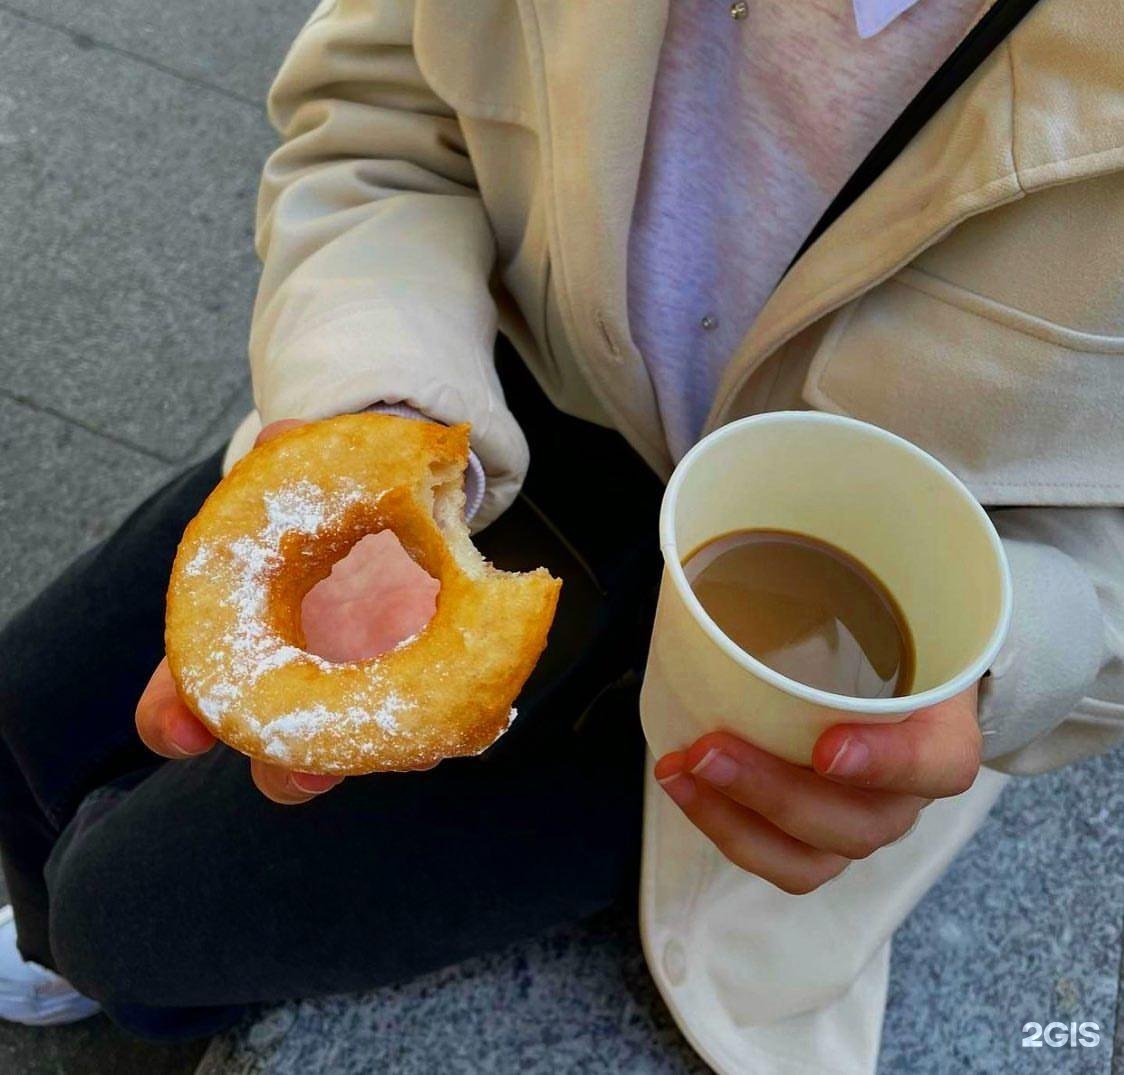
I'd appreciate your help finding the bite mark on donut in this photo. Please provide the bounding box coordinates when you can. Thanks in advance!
[167,415,561,773]
[428,456,487,582]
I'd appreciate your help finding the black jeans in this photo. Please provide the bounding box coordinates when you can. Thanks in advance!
[0,348,664,1040]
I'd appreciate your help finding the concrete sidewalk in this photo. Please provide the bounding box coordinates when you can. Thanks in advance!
[0,1,1120,1072]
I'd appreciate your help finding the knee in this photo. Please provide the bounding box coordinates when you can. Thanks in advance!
[48,830,136,1004]
[47,812,186,1007]
[50,840,245,1041]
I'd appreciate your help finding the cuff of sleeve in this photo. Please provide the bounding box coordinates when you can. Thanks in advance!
[365,402,486,523]
[251,302,527,530]
[978,537,1105,762]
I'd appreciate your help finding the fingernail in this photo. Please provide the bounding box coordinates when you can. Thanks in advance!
[824,736,870,778]
[290,772,340,795]
[169,713,214,756]
[690,748,739,787]
[657,773,696,807]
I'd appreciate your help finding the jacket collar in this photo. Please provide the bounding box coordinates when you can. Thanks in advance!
[530,0,1124,448]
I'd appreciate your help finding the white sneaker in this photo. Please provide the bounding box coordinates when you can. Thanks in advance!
[0,905,100,1026]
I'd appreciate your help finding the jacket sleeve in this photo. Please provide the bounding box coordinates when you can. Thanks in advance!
[248,0,528,528]
[979,507,1124,774]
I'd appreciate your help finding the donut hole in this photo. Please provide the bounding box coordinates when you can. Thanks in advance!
[299,530,440,664]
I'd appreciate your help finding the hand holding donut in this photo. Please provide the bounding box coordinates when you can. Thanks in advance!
[137,655,345,804]
[137,415,557,804]
[138,420,348,803]
[138,567,417,800]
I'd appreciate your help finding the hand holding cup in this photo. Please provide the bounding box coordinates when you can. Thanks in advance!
[641,412,1011,892]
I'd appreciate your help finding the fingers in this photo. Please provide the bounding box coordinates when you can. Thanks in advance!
[655,753,850,895]
[672,781,849,895]
[138,660,344,804]
[250,759,343,806]
[812,684,982,798]
[135,658,216,759]
[679,734,926,860]
[254,418,306,447]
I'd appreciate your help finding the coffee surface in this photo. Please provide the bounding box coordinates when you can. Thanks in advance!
[684,529,914,699]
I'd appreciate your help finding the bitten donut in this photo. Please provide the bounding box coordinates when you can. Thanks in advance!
[165,414,561,774]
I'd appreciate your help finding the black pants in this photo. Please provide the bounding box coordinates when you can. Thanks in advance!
[0,349,664,1040]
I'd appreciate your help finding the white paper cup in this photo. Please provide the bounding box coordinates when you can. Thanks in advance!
[639,411,1012,765]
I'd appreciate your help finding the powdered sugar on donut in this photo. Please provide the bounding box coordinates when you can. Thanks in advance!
[257,694,408,764]
[216,480,366,690]
[184,546,211,577]
[263,480,334,538]
[177,478,416,739]
[166,414,558,776]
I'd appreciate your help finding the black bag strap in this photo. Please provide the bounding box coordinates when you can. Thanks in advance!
[785,0,1043,276]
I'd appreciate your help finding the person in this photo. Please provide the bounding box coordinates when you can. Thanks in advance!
[0,0,1120,1068]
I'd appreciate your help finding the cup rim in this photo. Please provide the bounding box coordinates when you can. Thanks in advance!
[660,411,1013,714]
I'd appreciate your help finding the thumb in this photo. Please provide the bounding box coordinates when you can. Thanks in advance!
[255,418,306,447]
[811,683,982,798]
[135,657,216,759]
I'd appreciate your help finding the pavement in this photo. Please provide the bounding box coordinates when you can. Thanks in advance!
[0,1,1121,1072]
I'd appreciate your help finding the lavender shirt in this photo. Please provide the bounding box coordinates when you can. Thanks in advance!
[627,0,985,461]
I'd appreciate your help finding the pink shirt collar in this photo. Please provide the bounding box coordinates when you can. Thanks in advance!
[853,0,925,38]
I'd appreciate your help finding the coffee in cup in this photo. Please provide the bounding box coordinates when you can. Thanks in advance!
[639,411,1012,765]
[683,527,914,701]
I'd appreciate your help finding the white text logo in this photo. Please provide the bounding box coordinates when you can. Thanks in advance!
[1021,1022,1100,1049]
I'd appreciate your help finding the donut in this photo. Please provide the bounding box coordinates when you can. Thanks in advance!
[165,414,561,774]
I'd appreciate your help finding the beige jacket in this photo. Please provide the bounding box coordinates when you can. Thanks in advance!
[239,0,1124,775]
[231,3,1124,1068]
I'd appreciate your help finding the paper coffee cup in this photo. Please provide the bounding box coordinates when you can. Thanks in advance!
[639,411,1012,765]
